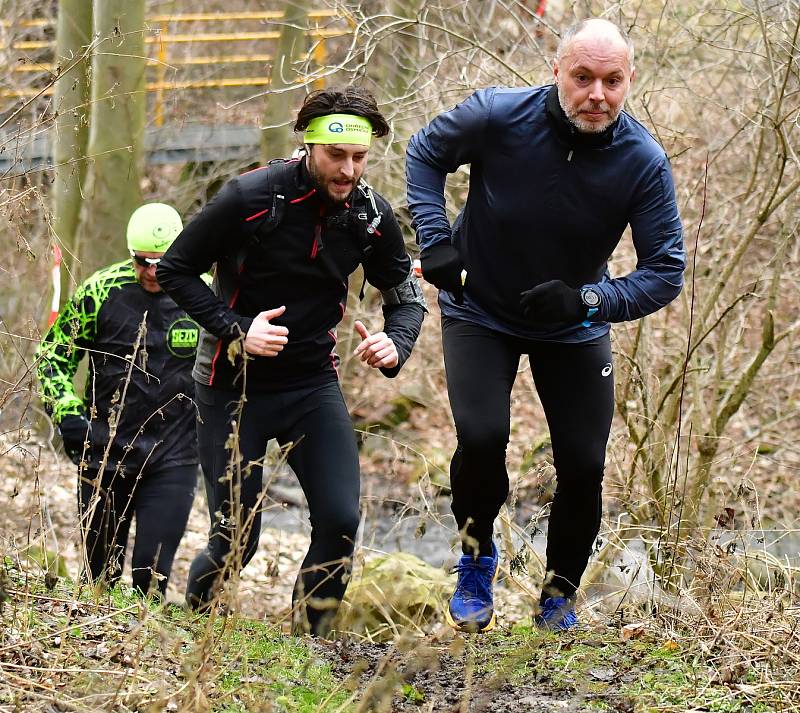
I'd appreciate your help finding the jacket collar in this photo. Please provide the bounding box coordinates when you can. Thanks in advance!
[545,83,617,150]
[295,154,314,193]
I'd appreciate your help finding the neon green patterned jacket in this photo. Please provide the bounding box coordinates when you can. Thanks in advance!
[37,260,201,472]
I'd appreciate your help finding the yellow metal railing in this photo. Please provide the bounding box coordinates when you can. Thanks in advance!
[9,29,345,50]
[2,10,350,112]
[12,55,279,72]
[146,10,338,22]
[0,10,340,28]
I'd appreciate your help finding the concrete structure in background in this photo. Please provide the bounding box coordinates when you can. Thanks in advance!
[0,124,263,174]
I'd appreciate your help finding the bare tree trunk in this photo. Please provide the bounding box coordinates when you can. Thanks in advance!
[387,0,423,104]
[260,1,311,163]
[81,0,146,277]
[52,0,92,293]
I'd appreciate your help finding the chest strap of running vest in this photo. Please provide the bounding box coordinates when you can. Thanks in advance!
[235,158,294,273]
[335,178,383,299]
[353,178,383,242]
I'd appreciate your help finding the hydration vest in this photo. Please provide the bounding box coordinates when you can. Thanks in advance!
[236,157,384,274]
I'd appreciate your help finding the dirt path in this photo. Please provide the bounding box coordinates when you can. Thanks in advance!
[309,638,592,712]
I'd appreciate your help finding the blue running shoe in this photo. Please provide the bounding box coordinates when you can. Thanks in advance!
[534,596,578,631]
[445,542,499,633]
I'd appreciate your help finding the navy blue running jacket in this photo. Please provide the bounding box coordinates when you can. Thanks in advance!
[406,84,685,341]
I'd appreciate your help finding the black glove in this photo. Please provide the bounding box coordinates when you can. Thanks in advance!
[520,280,584,326]
[420,243,464,303]
[58,414,92,465]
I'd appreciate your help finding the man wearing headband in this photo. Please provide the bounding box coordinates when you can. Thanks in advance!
[37,203,200,597]
[158,86,426,636]
[407,18,684,632]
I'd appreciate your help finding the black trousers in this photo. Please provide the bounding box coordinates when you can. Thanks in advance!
[187,381,361,636]
[79,464,197,596]
[442,317,614,600]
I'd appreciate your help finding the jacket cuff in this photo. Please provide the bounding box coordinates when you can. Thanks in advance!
[589,283,612,322]
[379,363,403,379]
[418,233,454,251]
[52,398,85,425]
[231,316,253,339]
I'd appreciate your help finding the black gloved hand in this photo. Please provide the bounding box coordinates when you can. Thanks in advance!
[420,243,464,303]
[520,280,584,326]
[58,414,92,465]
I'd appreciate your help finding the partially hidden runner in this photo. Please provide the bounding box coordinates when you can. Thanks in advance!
[37,203,201,597]
[157,86,426,636]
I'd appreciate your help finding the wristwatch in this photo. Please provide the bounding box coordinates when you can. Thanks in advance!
[579,286,601,326]
[580,286,601,309]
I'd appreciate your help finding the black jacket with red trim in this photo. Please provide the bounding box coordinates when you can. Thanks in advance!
[157,158,423,392]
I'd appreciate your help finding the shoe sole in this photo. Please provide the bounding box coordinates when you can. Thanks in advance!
[445,556,501,634]
[445,607,496,633]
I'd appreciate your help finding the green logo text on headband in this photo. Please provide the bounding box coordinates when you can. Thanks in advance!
[304,114,373,146]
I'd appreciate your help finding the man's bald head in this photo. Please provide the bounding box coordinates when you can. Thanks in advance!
[556,19,634,70]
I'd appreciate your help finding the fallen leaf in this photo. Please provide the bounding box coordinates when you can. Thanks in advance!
[621,622,646,641]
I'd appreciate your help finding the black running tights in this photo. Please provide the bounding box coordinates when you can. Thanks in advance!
[187,381,361,636]
[79,464,197,596]
[442,317,614,600]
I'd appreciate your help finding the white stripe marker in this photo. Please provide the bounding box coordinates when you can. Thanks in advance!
[48,244,62,327]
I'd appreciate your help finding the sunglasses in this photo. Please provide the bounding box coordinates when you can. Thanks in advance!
[131,254,161,267]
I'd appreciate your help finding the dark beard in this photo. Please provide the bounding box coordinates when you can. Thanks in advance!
[306,159,353,207]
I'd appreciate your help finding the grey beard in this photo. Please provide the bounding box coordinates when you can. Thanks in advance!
[556,82,622,134]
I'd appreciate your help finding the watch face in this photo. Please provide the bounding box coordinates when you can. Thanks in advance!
[582,288,601,307]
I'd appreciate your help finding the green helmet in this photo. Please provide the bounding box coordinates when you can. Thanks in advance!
[126,203,183,253]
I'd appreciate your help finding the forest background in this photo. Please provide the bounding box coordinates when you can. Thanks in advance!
[1,0,799,711]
